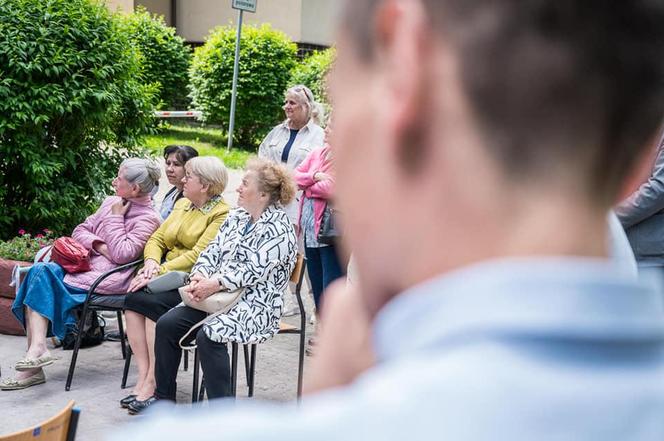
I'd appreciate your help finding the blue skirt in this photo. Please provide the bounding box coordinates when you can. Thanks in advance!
[12,262,88,340]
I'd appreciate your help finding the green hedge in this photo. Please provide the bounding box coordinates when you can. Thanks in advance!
[290,47,335,111]
[121,6,191,110]
[189,24,298,148]
[0,0,157,239]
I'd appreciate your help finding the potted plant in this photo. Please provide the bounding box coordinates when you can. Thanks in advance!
[0,229,55,335]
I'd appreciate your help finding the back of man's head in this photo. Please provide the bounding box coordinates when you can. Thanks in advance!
[332,0,664,311]
[342,0,664,206]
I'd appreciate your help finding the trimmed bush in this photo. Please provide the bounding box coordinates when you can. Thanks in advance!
[0,0,157,239]
[189,24,298,148]
[121,6,191,110]
[290,47,336,110]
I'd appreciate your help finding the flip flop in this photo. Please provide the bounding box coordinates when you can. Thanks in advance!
[0,371,46,390]
[14,354,59,371]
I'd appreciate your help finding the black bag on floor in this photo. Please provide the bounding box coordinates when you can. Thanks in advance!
[62,310,105,350]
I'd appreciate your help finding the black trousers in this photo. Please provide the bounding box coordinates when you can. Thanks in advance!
[154,306,232,401]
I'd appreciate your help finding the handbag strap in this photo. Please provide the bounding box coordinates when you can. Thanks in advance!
[178,314,210,351]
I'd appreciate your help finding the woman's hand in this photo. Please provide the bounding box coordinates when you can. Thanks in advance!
[314,172,331,182]
[111,199,131,216]
[183,275,220,302]
[93,242,112,260]
[138,259,160,281]
[128,273,150,293]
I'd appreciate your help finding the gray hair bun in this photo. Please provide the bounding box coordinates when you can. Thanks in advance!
[121,157,162,196]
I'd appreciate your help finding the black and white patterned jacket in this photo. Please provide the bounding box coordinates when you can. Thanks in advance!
[191,204,297,344]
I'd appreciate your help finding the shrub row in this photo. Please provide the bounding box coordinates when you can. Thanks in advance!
[0,1,333,239]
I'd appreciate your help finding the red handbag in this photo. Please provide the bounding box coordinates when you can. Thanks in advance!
[51,237,91,273]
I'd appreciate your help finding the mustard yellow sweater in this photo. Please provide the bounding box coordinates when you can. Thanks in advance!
[143,197,229,274]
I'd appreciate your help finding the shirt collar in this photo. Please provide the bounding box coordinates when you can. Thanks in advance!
[373,257,664,362]
[126,194,153,207]
[187,194,223,214]
[281,118,317,132]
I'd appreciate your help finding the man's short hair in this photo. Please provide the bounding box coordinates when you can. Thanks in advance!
[342,0,664,205]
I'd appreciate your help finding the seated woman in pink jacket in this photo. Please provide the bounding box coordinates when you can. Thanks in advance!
[293,121,344,313]
[1,158,162,391]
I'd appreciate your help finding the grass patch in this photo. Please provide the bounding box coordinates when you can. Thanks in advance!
[143,123,255,169]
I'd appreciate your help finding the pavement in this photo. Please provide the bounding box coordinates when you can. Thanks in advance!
[0,165,317,440]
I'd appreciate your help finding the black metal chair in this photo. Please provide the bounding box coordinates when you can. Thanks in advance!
[65,259,142,391]
[193,254,308,402]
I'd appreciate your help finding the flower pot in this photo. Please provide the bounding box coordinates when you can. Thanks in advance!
[0,258,31,300]
[0,258,31,336]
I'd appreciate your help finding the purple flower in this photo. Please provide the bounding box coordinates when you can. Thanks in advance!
[18,229,26,235]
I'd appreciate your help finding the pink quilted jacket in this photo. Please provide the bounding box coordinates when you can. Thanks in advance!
[63,196,161,294]
[293,144,335,237]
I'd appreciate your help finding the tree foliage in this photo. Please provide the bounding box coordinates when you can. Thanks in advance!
[290,47,335,111]
[0,0,157,239]
[121,6,191,110]
[189,24,297,148]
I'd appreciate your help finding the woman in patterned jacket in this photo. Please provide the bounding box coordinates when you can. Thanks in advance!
[127,158,297,414]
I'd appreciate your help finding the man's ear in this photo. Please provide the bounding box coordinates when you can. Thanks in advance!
[374,0,429,174]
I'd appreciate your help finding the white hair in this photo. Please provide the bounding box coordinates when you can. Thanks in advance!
[186,156,228,197]
[285,84,325,126]
[121,158,161,196]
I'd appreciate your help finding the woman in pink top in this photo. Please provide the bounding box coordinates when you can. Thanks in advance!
[1,158,161,391]
[294,122,344,311]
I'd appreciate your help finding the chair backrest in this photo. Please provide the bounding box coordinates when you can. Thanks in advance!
[0,400,80,441]
[290,253,305,284]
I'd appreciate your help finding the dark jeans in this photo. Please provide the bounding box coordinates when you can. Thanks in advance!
[304,244,344,309]
[154,306,232,401]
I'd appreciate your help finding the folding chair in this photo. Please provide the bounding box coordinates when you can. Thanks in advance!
[0,400,80,441]
[193,254,308,402]
[65,259,142,391]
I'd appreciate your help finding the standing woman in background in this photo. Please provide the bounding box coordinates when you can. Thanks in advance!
[294,120,344,311]
[259,85,325,315]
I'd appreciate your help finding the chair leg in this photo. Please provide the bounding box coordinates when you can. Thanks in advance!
[243,344,250,393]
[231,343,238,398]
[297,328,306,399]
[198,377,206,402]
[65,306,91,391]
[117,311,127,360]
[183,349,189,371]
[192,349,200,403]
[121,346,132,389]
[248,344,257,398]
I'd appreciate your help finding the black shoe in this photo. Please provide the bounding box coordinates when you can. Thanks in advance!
[120,394,137,408]
[128,396,158,415]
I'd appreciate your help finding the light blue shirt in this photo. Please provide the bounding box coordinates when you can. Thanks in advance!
[110,258,664,441]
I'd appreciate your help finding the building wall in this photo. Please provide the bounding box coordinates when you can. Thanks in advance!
[136,0,171,24]
[176,0,302,43]
[133,0,334,46]
[106,0,134,13]
[300,0,337,46]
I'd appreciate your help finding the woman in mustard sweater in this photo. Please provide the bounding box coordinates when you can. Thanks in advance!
[122,156,230,408]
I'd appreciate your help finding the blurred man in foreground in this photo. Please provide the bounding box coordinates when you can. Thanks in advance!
[112,1,664,439]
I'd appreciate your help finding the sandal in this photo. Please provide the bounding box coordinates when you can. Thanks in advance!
[0,371,46,390]
[15,354,59,371]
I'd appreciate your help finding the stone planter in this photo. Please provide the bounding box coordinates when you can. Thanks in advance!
[0,258,31,336]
